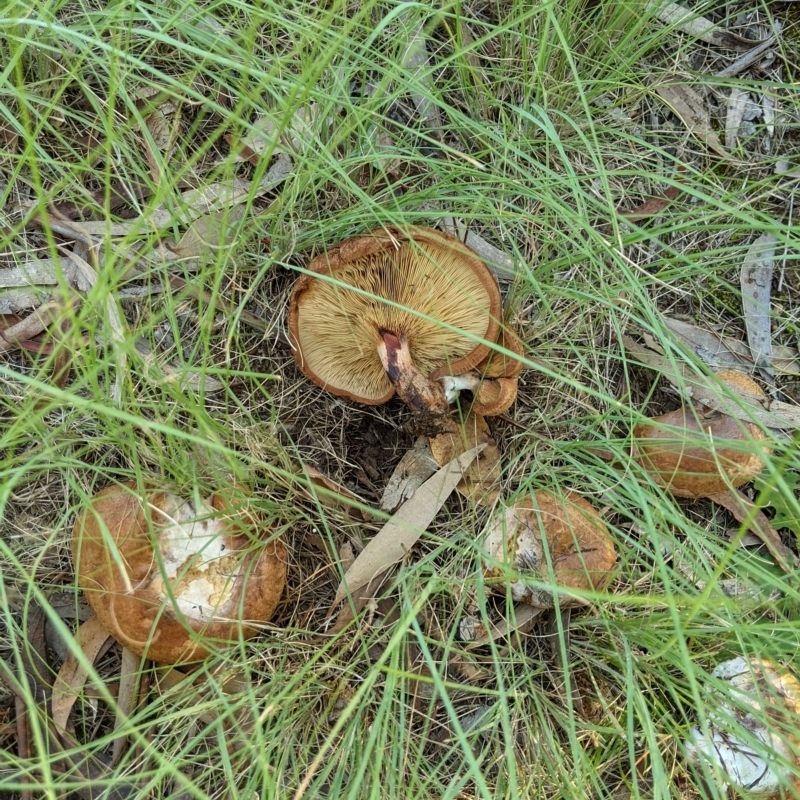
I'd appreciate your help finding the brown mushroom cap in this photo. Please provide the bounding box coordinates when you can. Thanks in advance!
[634,371,772,499]
[288,226,502,404]
[481,491,616,607]
[472,376,518,417]
[73,483,287,664]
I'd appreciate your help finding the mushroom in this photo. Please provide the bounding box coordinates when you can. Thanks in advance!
[73,482,287,664]
[480,491,617,606]
[288,226,502,431]
[460,490,616,642]
[633,370,771,499]
[439,326,525,417]
[429,411,502,505]
[685,656,800,799]
[633,370,792,572]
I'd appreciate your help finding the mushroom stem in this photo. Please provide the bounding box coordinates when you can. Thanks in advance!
[377,330,452,429]
[440,372,481,403]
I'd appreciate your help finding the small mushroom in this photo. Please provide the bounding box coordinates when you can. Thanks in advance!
[481,491,617,606]
[439,325,525,416]
[634,370,772,499]
[685,656,800,799]
[73,483,287,664]
[288,226,502,429]
[633,370,792,572]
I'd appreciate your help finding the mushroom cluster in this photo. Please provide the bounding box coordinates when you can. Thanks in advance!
[73,482,287,664]
[288,226,523,432]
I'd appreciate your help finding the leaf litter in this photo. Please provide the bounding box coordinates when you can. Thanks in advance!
[654,79,731,160]
[2,2,800,794]
[740,232,776,377]
[327,444,485,634]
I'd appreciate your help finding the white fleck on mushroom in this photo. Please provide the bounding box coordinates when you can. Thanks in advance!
[73,482,287,664]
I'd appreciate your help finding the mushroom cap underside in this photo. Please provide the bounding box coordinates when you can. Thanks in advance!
[289,226,502,404]
[73,483,287,664]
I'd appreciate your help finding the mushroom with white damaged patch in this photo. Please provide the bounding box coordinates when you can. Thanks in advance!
[461,491,616,641]
[288,226,503,432]
[73,482,287,665]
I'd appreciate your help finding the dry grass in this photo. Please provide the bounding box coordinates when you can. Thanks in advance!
[1,0,799,798]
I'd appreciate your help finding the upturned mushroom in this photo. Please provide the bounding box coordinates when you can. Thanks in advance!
[73,482,287,664]
[288,226,503,432]
[633,370,771,499]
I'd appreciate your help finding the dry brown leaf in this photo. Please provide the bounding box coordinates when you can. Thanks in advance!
[226,108,319,162]
[400,12,442,129]
[148,153,292,229]
[646,1,769,50]
[51,617,112,739]
[654,80,730,159]
[169,205,247,261]
[62,247,126,402]
[133,339,224,394]
[338,540,356,573]
[0,289,44,313]
[617,167,685,220]
[725,88,752,150]
[302,464,372,519]
[716,36,778,78]
[709,488,794,573]
[0,303,61,353]
[380,437,439,512]
[143,105,178,184]
[111,647,141,766]
[462,604,543,647]
[330,444,485,610]
[440,218,515,282]
[741,233,776,372]
[454,20,490,116]
[662,316,799,375]
[0,260,65,288]
[622,336,800,430]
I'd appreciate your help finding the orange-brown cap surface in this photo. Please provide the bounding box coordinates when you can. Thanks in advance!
[288,226,502,404]
[634,371,771,499]
[481,491,616,606]
[73,483,287,664]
